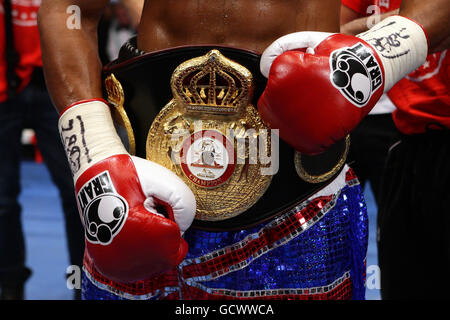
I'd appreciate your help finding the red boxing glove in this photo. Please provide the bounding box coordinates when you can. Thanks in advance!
[59,99,196,282]
[259,34,385,154]
[258,16,428,154]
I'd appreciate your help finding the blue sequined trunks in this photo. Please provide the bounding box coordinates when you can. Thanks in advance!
[82,166,368,300]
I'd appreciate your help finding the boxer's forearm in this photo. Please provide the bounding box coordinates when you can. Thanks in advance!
[38,0,109,113]
[341,9,399,35]
[400,0,450,52]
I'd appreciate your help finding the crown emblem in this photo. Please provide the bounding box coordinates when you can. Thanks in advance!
[148,49,273,221]
[171,50,254,116]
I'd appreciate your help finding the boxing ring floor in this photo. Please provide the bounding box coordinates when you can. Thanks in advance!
[18,160,381,300]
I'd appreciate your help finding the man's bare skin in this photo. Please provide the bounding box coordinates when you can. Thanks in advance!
[38,0,340,112]
[38,0,449,113]
[340,5,399,36]
[137,0,340,53]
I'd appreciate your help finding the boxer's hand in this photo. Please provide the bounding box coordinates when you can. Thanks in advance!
[59,99,196,283]
[258,15,428,154]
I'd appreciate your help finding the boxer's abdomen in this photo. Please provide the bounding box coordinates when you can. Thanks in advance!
[137,0,341,53]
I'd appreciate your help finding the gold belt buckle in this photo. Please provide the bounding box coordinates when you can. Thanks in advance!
[144,50,273,221]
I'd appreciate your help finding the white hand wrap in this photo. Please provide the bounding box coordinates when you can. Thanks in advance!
[58,100,127,181]
[357,15,428,91]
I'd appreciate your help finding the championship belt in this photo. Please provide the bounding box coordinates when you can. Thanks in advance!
[146,49,273,221]
[103,39,350,231]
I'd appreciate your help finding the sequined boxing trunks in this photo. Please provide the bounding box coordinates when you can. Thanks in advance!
[81,40,369,300]
[82,166,368,300]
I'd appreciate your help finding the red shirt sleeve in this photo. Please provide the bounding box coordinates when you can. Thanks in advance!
[341,0,372,15]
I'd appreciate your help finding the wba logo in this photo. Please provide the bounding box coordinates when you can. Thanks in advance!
[330,42,383,107]
[77,171,128,245]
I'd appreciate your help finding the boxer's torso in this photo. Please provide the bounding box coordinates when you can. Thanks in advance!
[106,0,347,230]
[137,0,341,53]
[84,0,370,300]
